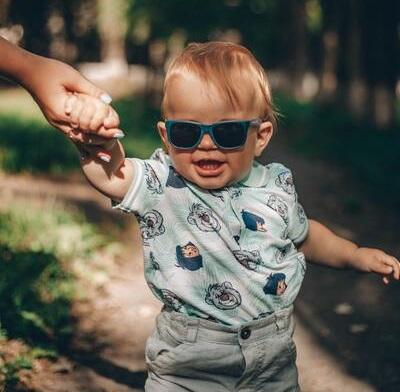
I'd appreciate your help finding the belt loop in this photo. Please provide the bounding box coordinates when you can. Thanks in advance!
[185,319,199,343]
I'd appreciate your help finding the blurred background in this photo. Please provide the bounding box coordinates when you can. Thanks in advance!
[0,1,399,391]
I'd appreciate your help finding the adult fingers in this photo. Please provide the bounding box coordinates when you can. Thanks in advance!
[66,69,112,104]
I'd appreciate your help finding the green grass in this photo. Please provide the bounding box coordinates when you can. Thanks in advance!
[0,201,114,388]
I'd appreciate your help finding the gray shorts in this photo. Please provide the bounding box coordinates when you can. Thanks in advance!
[145,305,299,392]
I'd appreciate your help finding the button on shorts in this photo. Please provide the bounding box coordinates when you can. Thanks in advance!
[145,305,299,392]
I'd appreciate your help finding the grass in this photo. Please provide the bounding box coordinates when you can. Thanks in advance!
[0,200,117,389]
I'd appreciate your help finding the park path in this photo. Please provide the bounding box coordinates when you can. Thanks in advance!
[3,127,393,391]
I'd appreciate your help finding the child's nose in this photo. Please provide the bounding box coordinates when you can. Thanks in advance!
[198,133,217,150]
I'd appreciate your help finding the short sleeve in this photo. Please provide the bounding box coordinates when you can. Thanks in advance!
[112,149,170,215]
[268,163,309,244]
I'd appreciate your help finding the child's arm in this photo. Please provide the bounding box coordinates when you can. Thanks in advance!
[299,219,400,284]
[65,93,134,201]
[0,37,118,137]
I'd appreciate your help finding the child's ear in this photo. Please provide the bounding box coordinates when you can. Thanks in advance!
[255,121,273,157]
[157,121,169,152]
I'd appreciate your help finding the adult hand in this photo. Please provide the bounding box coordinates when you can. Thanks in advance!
[0,37,119,138]
[22,56,119,138]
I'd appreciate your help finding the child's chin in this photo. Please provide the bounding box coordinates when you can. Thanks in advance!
[194,176,231,190]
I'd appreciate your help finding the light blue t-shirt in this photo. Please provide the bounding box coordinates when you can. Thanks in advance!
[114,149,308,327]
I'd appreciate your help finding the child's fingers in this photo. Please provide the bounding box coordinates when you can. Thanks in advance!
[385,256,400,279]
[78,105,97,130]
[79,144,114,163]
[103,107,120,128]
[89,103,111,131]
[69,99,84,128]
[64,93,76,115]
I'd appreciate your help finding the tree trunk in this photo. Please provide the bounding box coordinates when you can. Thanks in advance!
[361,0,398,129]
[96,0,128,68]
[318,0,339,102]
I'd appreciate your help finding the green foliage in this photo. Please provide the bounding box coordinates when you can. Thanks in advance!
[0,353,33,387]
[128,0,282,67]
[0,201,110,386]
[276,94,400,205]
[113,97,162,158]
[0,97,161,174]
[0,115,78,174]
[0,202,106,345]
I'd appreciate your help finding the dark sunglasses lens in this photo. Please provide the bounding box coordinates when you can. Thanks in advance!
[169,123,201,148]
[213,122,247,148]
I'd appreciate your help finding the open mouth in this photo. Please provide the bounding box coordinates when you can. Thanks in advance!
[197,160,223,170]
[195,160,225,175]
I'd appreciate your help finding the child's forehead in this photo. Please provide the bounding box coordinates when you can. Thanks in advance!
[164,71,258,120]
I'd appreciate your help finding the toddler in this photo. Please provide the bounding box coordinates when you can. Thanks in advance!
[65,42,399,392]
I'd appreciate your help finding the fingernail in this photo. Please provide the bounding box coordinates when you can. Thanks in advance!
[100,93,112,104]
[113,130,125,139]
[99,154,111,163]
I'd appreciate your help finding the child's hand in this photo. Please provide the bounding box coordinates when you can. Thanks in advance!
[64,93,124,162]
[350,247,400,284]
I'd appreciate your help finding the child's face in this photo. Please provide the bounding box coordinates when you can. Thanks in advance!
[158,73,273,189]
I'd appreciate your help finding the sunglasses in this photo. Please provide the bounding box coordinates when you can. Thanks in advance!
[165,119,261,150]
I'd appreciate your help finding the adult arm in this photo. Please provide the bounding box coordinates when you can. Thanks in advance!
[0,37,118,136]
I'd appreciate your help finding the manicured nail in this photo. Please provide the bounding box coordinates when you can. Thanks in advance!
[100,93,112,104]
[99,154,111,163]
[113,130,125,139]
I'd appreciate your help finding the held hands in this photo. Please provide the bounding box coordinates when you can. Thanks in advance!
[349,247,400,284]
[21,55,120,138]
[64,93,125,162]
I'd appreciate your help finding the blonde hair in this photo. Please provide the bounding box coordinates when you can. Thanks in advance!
[162,41,276,126]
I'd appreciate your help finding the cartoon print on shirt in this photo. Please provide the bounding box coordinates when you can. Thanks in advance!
[263,273,287,296]
[266,194,289,224]
[275,243,292,263]
[241,210,267,232]
[230,189,242,199]
[252,310,273,320]
[187,203,221,232]
[149,251,160,270]
[205,281,242,310]
[275,171,295,195]
[297,204,307,224]
[166,166,187,188]
[144,162,163,194]
[148,283,184,311]
[150,148,164,162]
[233,249,263,270]
[209,189,225,202]
[176,242,203,271]
[137,209,165,245]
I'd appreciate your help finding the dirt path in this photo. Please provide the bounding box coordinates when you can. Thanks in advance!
[2,134,399,391]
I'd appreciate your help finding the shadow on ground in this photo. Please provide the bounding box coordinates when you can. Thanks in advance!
[265,131,400,392]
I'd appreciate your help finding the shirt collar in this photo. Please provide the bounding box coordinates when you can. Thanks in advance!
[236,161,269,188]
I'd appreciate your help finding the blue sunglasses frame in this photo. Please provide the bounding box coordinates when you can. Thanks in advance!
[165,119,261,150]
